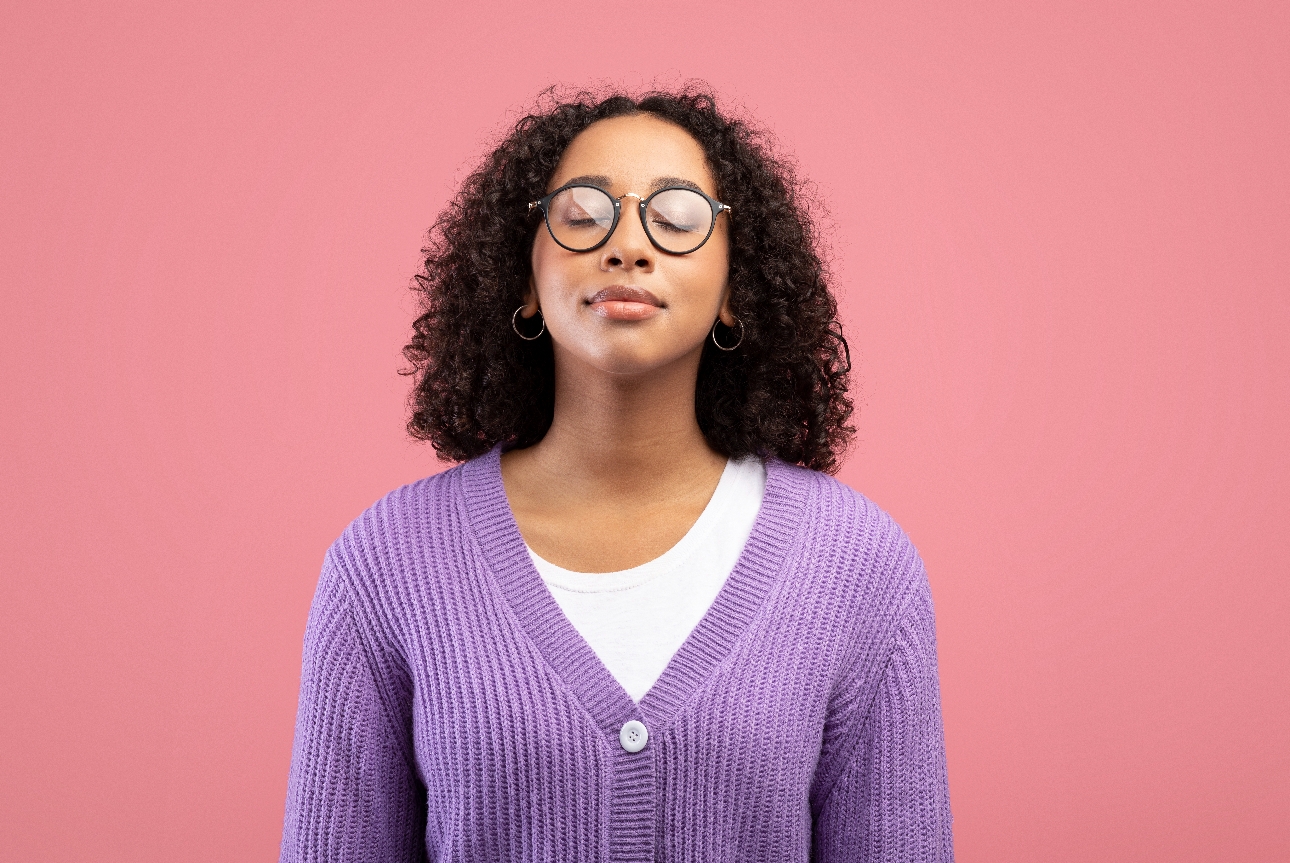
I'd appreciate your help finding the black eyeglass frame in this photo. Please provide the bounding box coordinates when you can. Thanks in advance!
[528,183,732,255]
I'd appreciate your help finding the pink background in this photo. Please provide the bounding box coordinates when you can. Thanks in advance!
[3,1,1287,860]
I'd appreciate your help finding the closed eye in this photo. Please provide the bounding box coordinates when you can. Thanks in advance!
[650,215,701,233]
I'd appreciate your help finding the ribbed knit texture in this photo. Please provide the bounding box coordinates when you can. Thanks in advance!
[280,447,953,862]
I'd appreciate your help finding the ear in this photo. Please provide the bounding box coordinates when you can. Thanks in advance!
[717,283,736,327]
[520,275,540,318]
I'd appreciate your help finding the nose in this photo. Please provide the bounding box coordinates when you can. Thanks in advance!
[599,194,655,272]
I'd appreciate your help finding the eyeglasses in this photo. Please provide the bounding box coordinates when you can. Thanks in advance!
[528,183,732,255]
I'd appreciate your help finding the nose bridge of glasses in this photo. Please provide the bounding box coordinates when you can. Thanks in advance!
[604,192,651,248]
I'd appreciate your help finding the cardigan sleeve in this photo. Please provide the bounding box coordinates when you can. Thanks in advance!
[812,580,954,862]
[279,557,426,863]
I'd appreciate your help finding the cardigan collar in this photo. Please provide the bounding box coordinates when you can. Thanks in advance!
[460,445,810,734]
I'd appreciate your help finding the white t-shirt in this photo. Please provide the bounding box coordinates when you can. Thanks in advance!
[527,456,767,702]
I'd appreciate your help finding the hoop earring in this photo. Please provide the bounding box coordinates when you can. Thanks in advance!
[711,315,744,351]
[512,306,545,341]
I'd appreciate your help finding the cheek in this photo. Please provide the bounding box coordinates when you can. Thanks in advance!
[692,243,731,308]
[529,232,551,285]
[530,234,582,298]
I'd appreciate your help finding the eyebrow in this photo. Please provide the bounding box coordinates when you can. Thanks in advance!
[563,174,613,189]
[648,175,704,193]
[560,174,707,194]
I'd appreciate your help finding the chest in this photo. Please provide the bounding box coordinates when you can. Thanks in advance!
[403,606,837,860]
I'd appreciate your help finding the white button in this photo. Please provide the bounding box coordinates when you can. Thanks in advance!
[619,720,649,753]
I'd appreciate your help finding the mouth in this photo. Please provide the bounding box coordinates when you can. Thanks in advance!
[587,285,663,321]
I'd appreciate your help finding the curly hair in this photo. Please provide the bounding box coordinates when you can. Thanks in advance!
[403,85,854,473]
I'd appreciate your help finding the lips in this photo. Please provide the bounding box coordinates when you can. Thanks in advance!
[588,286,662,306]
[587,285,663,321]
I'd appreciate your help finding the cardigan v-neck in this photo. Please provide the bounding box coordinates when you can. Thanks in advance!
[281,447,953,862]
[462,447,804,735]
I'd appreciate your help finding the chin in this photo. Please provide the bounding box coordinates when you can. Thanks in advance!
[576,341,684,378]
[554,323,704,378]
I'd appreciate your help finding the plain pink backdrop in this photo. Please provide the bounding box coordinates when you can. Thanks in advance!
[2,1,1287,860]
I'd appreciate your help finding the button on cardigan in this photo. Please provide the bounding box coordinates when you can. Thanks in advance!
[280,447,953,862]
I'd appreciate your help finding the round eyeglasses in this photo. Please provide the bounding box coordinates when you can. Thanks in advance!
[528,184,732,255]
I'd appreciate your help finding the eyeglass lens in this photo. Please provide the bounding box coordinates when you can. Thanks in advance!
[546,186,716,254]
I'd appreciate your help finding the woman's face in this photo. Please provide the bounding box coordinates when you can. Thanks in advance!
[528,113,731,378]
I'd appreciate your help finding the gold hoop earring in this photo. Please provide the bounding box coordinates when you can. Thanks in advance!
[512,306,544,341]
[711,316,744,351]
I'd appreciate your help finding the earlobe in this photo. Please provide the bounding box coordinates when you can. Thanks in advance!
[718,293,736,328]
[521,276,540,318]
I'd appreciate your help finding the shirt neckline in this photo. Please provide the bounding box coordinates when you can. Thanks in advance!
[460,445,811,735]
[528,455,763,594]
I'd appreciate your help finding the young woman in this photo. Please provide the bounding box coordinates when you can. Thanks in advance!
[280,89,953,862]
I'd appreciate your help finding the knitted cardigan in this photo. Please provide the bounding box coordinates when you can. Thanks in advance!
[280,447,953,862]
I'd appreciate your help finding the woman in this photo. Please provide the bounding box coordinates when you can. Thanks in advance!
[281,88,953,862]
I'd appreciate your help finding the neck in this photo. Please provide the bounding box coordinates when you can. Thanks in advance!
[516,345,724,500]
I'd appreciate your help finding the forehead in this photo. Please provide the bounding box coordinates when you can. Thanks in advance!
[548,114,716,195]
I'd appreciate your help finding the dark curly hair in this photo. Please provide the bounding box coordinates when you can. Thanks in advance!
[403,85,854,473]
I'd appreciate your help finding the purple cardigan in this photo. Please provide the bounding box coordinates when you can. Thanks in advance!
[280,447,953,861]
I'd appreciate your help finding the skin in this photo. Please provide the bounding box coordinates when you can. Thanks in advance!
[500,113,737,572]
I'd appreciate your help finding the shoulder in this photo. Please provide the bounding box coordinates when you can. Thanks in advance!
[319,456,494,617]
[309,459,484,653]
[326,463,466,572]
[768,460,932,638]
[773,461,925,584]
